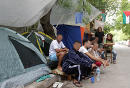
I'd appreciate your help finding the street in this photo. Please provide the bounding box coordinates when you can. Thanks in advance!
[82,44,130,88]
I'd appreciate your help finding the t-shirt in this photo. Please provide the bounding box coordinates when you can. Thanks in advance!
[79,46,88,54]
[105,39,113,50]
[95,32,104,44]
[49,40,65,56]
[88,48,100,58]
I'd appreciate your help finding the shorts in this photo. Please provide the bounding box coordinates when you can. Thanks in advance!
[49,53,58,61]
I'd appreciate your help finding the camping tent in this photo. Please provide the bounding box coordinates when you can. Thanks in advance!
[22,32,53,56]
[0,28,50,88]
[56,24,85,49]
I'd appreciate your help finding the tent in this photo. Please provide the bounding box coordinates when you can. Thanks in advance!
[56,24,85,49]
[22,32,53,56]
[50,1,101,26]
[0,28,50,88]
[0,0,57,27]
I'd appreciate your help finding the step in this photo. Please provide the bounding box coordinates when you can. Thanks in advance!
[25,75,60,88]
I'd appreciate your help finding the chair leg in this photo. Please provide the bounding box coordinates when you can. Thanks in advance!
[105,51,107,60]
[110,53,113,63]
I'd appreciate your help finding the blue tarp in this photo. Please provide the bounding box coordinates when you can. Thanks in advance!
[56,24,82,49]
[75,12,83,24]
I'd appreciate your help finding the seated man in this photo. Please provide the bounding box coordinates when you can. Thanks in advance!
[79,40,108,67]
[62,41,96,87]
[49,34,68,71]
[88,43,106,67]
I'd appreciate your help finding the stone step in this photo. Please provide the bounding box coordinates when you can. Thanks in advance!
[25,75,60,88]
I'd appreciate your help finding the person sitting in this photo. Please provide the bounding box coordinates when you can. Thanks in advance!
[88,43,106,67]
[49,34,68,71]
[89,37,106,60]
[79,40,108,67]
[104,33,117,64]
[62,41,96,87]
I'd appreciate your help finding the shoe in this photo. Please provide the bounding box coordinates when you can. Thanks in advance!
[113,60,116,64]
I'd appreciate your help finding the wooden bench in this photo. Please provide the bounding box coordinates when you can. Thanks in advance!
[52,69,72,81]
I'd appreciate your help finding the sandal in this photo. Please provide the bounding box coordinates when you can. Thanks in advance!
[73,81,82,87]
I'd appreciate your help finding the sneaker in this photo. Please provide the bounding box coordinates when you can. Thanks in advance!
[113,60,116,64]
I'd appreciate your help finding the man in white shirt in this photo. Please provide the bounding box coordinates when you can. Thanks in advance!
[49,34,68,71]
[79,40,108,67]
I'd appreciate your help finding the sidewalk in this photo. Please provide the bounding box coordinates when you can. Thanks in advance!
[81,44,130,88]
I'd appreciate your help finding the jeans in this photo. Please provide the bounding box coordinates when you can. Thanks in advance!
[101,49,117,61]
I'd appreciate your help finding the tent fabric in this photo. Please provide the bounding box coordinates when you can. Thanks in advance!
[0,27,50,88]
[0,0,57,27]
[80,27,85,43]
[22,32,53,56]
[75,12,83,24]
[50,1,101,25]
[56,24,83,49]
[94,20,104,30]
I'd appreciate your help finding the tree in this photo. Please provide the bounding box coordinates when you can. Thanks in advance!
[40,10,56,39]
[114,0,130,38]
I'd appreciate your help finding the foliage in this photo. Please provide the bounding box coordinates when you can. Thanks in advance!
[88,0,120,16]
[57,0,91,14]
[114,0,130,38]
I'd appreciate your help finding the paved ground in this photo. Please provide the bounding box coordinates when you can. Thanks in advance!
[62,44,130,88]
[81,44,130,88]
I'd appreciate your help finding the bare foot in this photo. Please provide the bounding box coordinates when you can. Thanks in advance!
[57,66,62,71]
[102,60,106,68]
[102,60,109,67]
[92,64,97,69]
[105,60,109,66]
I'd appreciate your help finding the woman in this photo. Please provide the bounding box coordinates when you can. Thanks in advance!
[95,27,104,48]
[104,33,117,64]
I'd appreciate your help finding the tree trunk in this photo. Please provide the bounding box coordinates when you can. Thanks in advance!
[40,10,56,39]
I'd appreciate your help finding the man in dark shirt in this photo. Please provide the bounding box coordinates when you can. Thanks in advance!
[62,41,96,87]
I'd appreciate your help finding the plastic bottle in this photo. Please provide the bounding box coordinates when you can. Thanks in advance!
[96,67,100,81]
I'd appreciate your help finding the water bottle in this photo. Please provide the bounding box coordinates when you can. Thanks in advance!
[96,67,100,81]
[91,76,95,83]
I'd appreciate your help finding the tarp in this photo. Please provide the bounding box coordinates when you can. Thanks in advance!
[0,0,57,27]
[56,24,84,49]
[94,20,104,30]
[50,1,101,25]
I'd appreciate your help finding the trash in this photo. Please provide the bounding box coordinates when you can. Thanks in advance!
[91,76,95,83]
[96,67,101,81]
[36,75,51,82]
[53,82,63,88]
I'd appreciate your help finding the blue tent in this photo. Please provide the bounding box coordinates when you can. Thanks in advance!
[56,24,82,49]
